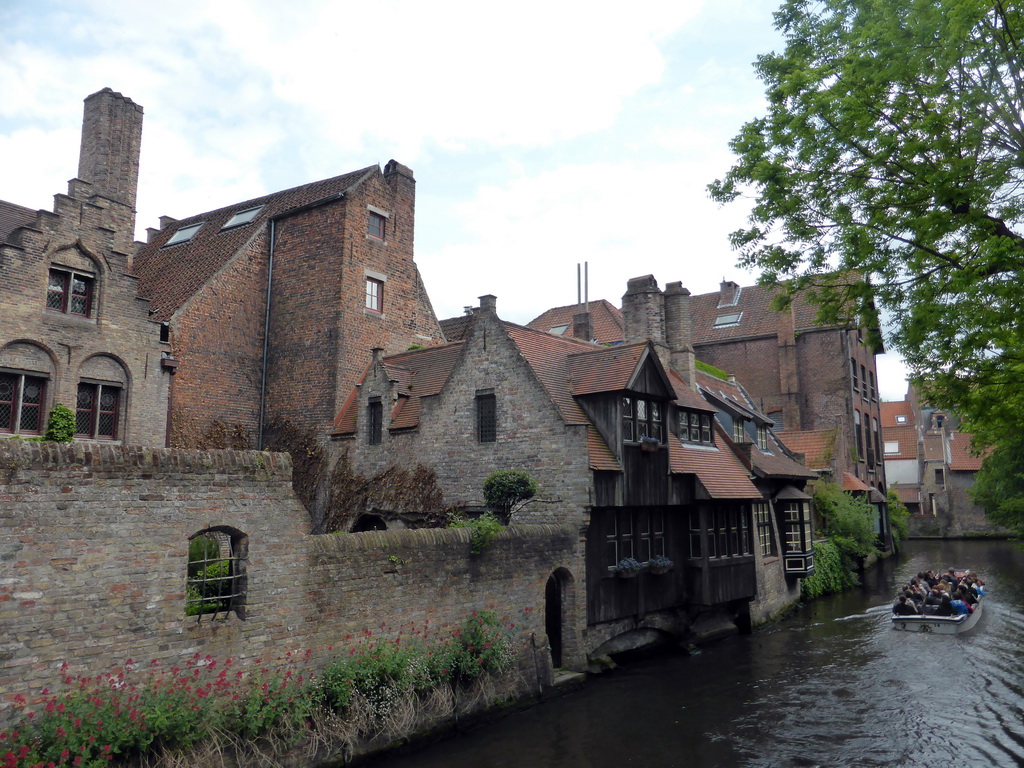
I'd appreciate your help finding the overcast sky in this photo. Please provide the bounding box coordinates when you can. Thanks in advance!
[0,0,909,399]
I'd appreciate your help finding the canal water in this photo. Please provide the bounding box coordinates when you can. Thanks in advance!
[365,539,1024,768]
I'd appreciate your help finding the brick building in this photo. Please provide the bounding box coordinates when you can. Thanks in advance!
[688,281,889,513]
[133,157,444,448]
[333,276,816,652]
[0,89,174,445]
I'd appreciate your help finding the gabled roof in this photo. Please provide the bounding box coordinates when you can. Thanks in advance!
[668,369,718,412]
[567,342,674,399]
[778,429,837,472]
[134,165,377,321]
[331,341,464,436]
[882,425,918,461]
[0,199,38,242]
[947,431,984,472]
[880,400,915,428]
[841,471,872,493]
[526,299,624,344]
[668,437,760,499]
[696,369,770,426]
[588,426,621,471]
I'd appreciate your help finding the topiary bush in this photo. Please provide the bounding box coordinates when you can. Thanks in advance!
[483,469,537,523]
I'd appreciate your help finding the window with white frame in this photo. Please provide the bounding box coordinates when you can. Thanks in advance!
[754,502,775,557]
[622,396,663,443]
[365,277,384,313]
[679,409,713,444]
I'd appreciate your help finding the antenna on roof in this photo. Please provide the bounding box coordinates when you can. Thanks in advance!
[577,262,589,312]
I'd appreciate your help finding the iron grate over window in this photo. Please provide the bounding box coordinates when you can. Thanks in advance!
[186,528,247,621]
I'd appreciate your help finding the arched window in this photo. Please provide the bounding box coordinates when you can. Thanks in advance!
[186,527,247,621]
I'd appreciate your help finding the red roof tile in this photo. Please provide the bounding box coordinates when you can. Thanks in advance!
[527,299,624,344]
[134,166,377,321]
[0,199,38,242]
[778,429,837,471]
[668,438,761,499]
[947,431,985,471]
[881,425,918,460]
[841,471,871,492]
[568,342,654,395]
[923,432,944,461]
[880,400,915,428]
[668,369,717,411]
[588,426,621,471]
[439,314,473,341]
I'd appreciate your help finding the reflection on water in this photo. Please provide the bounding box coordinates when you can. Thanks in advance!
[364,540,1024,768]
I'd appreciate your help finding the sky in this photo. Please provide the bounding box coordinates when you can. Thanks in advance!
[0,0,910,399]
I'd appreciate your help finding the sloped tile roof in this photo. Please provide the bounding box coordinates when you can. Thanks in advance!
[882,425,918,460]
[330,342,464,435]
[668,438,761,499]
[689,281,854,346]
[134,166,377,321]
[696,368,769,425]
[880,400,915,428]
[504,323,600,425]
[668,369,717,411]
[439,314,473,342]
[0,199,38,242]
[567,342,651,395]
[891,485,921,505]
[841,471,872,492]
[527,299,624,344]
[588,426,621,471]
[947,431,984,471]
[778,429,837,471]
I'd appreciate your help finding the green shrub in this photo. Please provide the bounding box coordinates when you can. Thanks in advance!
[800,539,860,599]
[887,488,910,547]
[813,482,879,565]
[483,469,537,523]
[448,511,504,555]
[44,402,76,443]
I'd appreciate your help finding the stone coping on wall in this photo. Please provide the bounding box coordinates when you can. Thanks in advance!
[308,523,581,553]
[0,440,293,479]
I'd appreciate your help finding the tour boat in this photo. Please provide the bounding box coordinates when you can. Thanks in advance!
[891,596,984,634]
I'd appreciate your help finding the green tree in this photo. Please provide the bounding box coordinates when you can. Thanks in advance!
[710,0,1024,527]
[483,469,537,524]
[969,433,1024,534]
[813,482,878,568]
[886,488,910,548]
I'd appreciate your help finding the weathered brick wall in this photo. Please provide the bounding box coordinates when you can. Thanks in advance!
[167,233,269,447]
[266,168,444,439]
[0,442,580,723]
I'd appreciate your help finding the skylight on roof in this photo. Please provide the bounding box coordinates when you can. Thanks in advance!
[548,324,570,336]
[714,312,742,328]
[896,415,908,424]
[222,206,264,230]
[164,222,204,246]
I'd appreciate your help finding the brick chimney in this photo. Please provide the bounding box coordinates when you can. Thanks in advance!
[664,281,695,390]
[477,294,497,314]
[572,310,592,342]
[622,275,665,345]
[718,280,741,307]
[78,88,143,215]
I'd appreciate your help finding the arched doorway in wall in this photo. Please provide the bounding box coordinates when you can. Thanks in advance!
[545,568,574,669]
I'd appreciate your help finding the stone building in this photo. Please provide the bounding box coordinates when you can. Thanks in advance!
[134,157,444,449]
[332,276,815,654]
[0,89,174,445]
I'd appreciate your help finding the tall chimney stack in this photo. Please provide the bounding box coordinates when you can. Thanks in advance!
[664,281,696,389]
[77,88,143,221]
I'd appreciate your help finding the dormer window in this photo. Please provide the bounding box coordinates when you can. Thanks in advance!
[679,410,713,444]
[757,425,769,451]
[733,417,748,443]
[622,396,662,443]
[47,268,94,317]
[164,222,204,246]
[714,312,742,328]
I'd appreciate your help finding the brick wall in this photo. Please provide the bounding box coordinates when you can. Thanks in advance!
[0,442,580,723]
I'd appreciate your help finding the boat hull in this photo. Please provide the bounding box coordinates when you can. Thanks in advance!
[891,599,983,634]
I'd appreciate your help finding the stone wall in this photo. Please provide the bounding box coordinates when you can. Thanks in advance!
[0,442,582,723]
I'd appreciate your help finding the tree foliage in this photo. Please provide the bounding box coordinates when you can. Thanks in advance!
[711,0,1024,526]
[970,432,1024,534]
[886,487,910,547]
[483,469,537,523]
[813,482,879,564]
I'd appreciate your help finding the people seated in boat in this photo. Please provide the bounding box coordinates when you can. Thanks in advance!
[922,587,943,614]
[950,592,971,616]
[959,584,978,606]
[893,594,919,616]
[934,594,955,617]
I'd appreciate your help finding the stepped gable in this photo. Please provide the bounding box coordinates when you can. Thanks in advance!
[527,298,624,344]
[134,166,377,322]
[330,341,465,436]
[0,200,37,241]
